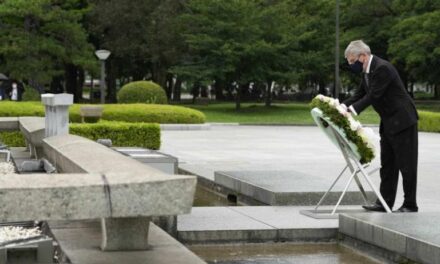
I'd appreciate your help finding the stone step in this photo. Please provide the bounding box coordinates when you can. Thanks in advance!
[49,220,206,264]
[215,170,376,205]
[339,212,440,264]
[177,206,356,244]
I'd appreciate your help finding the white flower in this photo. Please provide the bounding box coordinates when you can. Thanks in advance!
[316,94,325,101]
[335,105,348,116]
[349,119,361,131]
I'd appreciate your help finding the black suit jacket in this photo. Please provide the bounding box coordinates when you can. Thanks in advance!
[343,55,418,135]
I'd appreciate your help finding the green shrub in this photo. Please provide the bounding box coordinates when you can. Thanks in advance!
[418,111,440,133]
[70,121,161,149]
[22,86,41,101]
[118,81,167,104]
[0,102,205,124]
[0,102,45,117]
[0,131,26,147]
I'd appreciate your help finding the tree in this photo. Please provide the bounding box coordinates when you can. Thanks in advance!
[388,1,440,97]
[175,0,300,109]
[0,0,96,101]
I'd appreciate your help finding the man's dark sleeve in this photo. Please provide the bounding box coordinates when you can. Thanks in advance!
[343,82,366,108]
[351,65,393,114]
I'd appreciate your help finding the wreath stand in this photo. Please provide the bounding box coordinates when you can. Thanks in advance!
[300,108,392,219]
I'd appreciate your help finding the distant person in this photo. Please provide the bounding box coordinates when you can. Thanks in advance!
[342,40,419,213]
[0,81,6,100]
[5,80,24,101]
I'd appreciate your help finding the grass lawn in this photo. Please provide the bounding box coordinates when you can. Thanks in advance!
[187,101,440,125]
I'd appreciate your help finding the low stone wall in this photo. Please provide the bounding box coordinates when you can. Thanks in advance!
[0,116,197,251]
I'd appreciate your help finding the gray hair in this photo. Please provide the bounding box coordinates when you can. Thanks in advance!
[344,40,371,58]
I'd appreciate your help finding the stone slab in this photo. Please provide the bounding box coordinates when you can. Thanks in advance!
[339,212,440,264]
[41,93,73,106]
[18,117,45,147]
[49,221,206,264]
[215,170,375,205]
[0,117,19,131]
[113,147,178,174]
[42,134,197,217]
[177,206,343,244]
[160,124,211,131]
[0,173,108,222]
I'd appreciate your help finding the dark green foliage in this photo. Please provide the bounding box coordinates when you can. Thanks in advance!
[117,81,168,104]
[310,98,374,164]
[0,131,26,147]
[70,121,161,149]
[22,86,41,101]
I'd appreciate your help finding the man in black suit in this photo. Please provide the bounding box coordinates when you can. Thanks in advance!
[342,40,419,213]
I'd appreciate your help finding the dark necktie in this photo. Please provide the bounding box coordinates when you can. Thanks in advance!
[364,73,369,87]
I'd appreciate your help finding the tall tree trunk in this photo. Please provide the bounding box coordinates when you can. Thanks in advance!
[165,73,173,99]
[235,84,243,110]
[172,77,182,102]
[50,76,64,94]
[214,78,225,100]
[152,63,167,91]
[77,68,85,102]
[409,82,414,98]
[106,60,117,103]
[200,85,208,98]
[65,64,79,102]
[265,81,273,107]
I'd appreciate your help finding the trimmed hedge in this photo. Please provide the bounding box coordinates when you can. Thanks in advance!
[0,131,26,147]
[118,81,167,104]
[0,121,161,149]
[70,121,161,149]
[0,102,206,124]
[72,104,206,124]
[419,111,440,133]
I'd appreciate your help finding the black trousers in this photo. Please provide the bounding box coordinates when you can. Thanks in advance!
[378,123,418,209]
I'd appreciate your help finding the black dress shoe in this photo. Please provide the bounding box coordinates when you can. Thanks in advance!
[362,204,387,212]
[393,206,418,213]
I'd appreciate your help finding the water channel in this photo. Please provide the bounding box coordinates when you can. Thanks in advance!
[191,184,381,264]
[189,243,380,264]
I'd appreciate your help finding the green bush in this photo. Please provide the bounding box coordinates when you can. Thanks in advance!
[0,101,206,124]
[118,81,167,104]
[0,122,160,149]
[0,131,26,147]
[22,86,41,101]
[70,121,161,149]
[418,111,440,133]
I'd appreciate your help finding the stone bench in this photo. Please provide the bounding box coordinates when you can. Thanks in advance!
[0,134,197,251]
[80,105,103,123]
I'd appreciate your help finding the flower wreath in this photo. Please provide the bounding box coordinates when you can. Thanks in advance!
[310,94,378,164]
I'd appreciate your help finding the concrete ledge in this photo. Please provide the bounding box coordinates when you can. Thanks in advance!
[42,135,197,218]
[178,206,339,244]
[18,117,45,153]
[0,173,108,222]
[215,170,375,205]
[49,221,206,264]
[339,212,440,264]
[160,124,211,131]
[0,117,19,131]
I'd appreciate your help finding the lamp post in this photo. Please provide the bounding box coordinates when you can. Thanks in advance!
[334,0,340,99]
[95,50,111,104]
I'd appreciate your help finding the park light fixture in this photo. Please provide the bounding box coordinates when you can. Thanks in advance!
[95,49,111,104]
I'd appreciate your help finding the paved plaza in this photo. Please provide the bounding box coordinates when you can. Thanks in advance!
[161,125,440,211]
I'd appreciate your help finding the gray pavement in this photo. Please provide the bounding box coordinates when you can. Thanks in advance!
[161,125,440,211]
